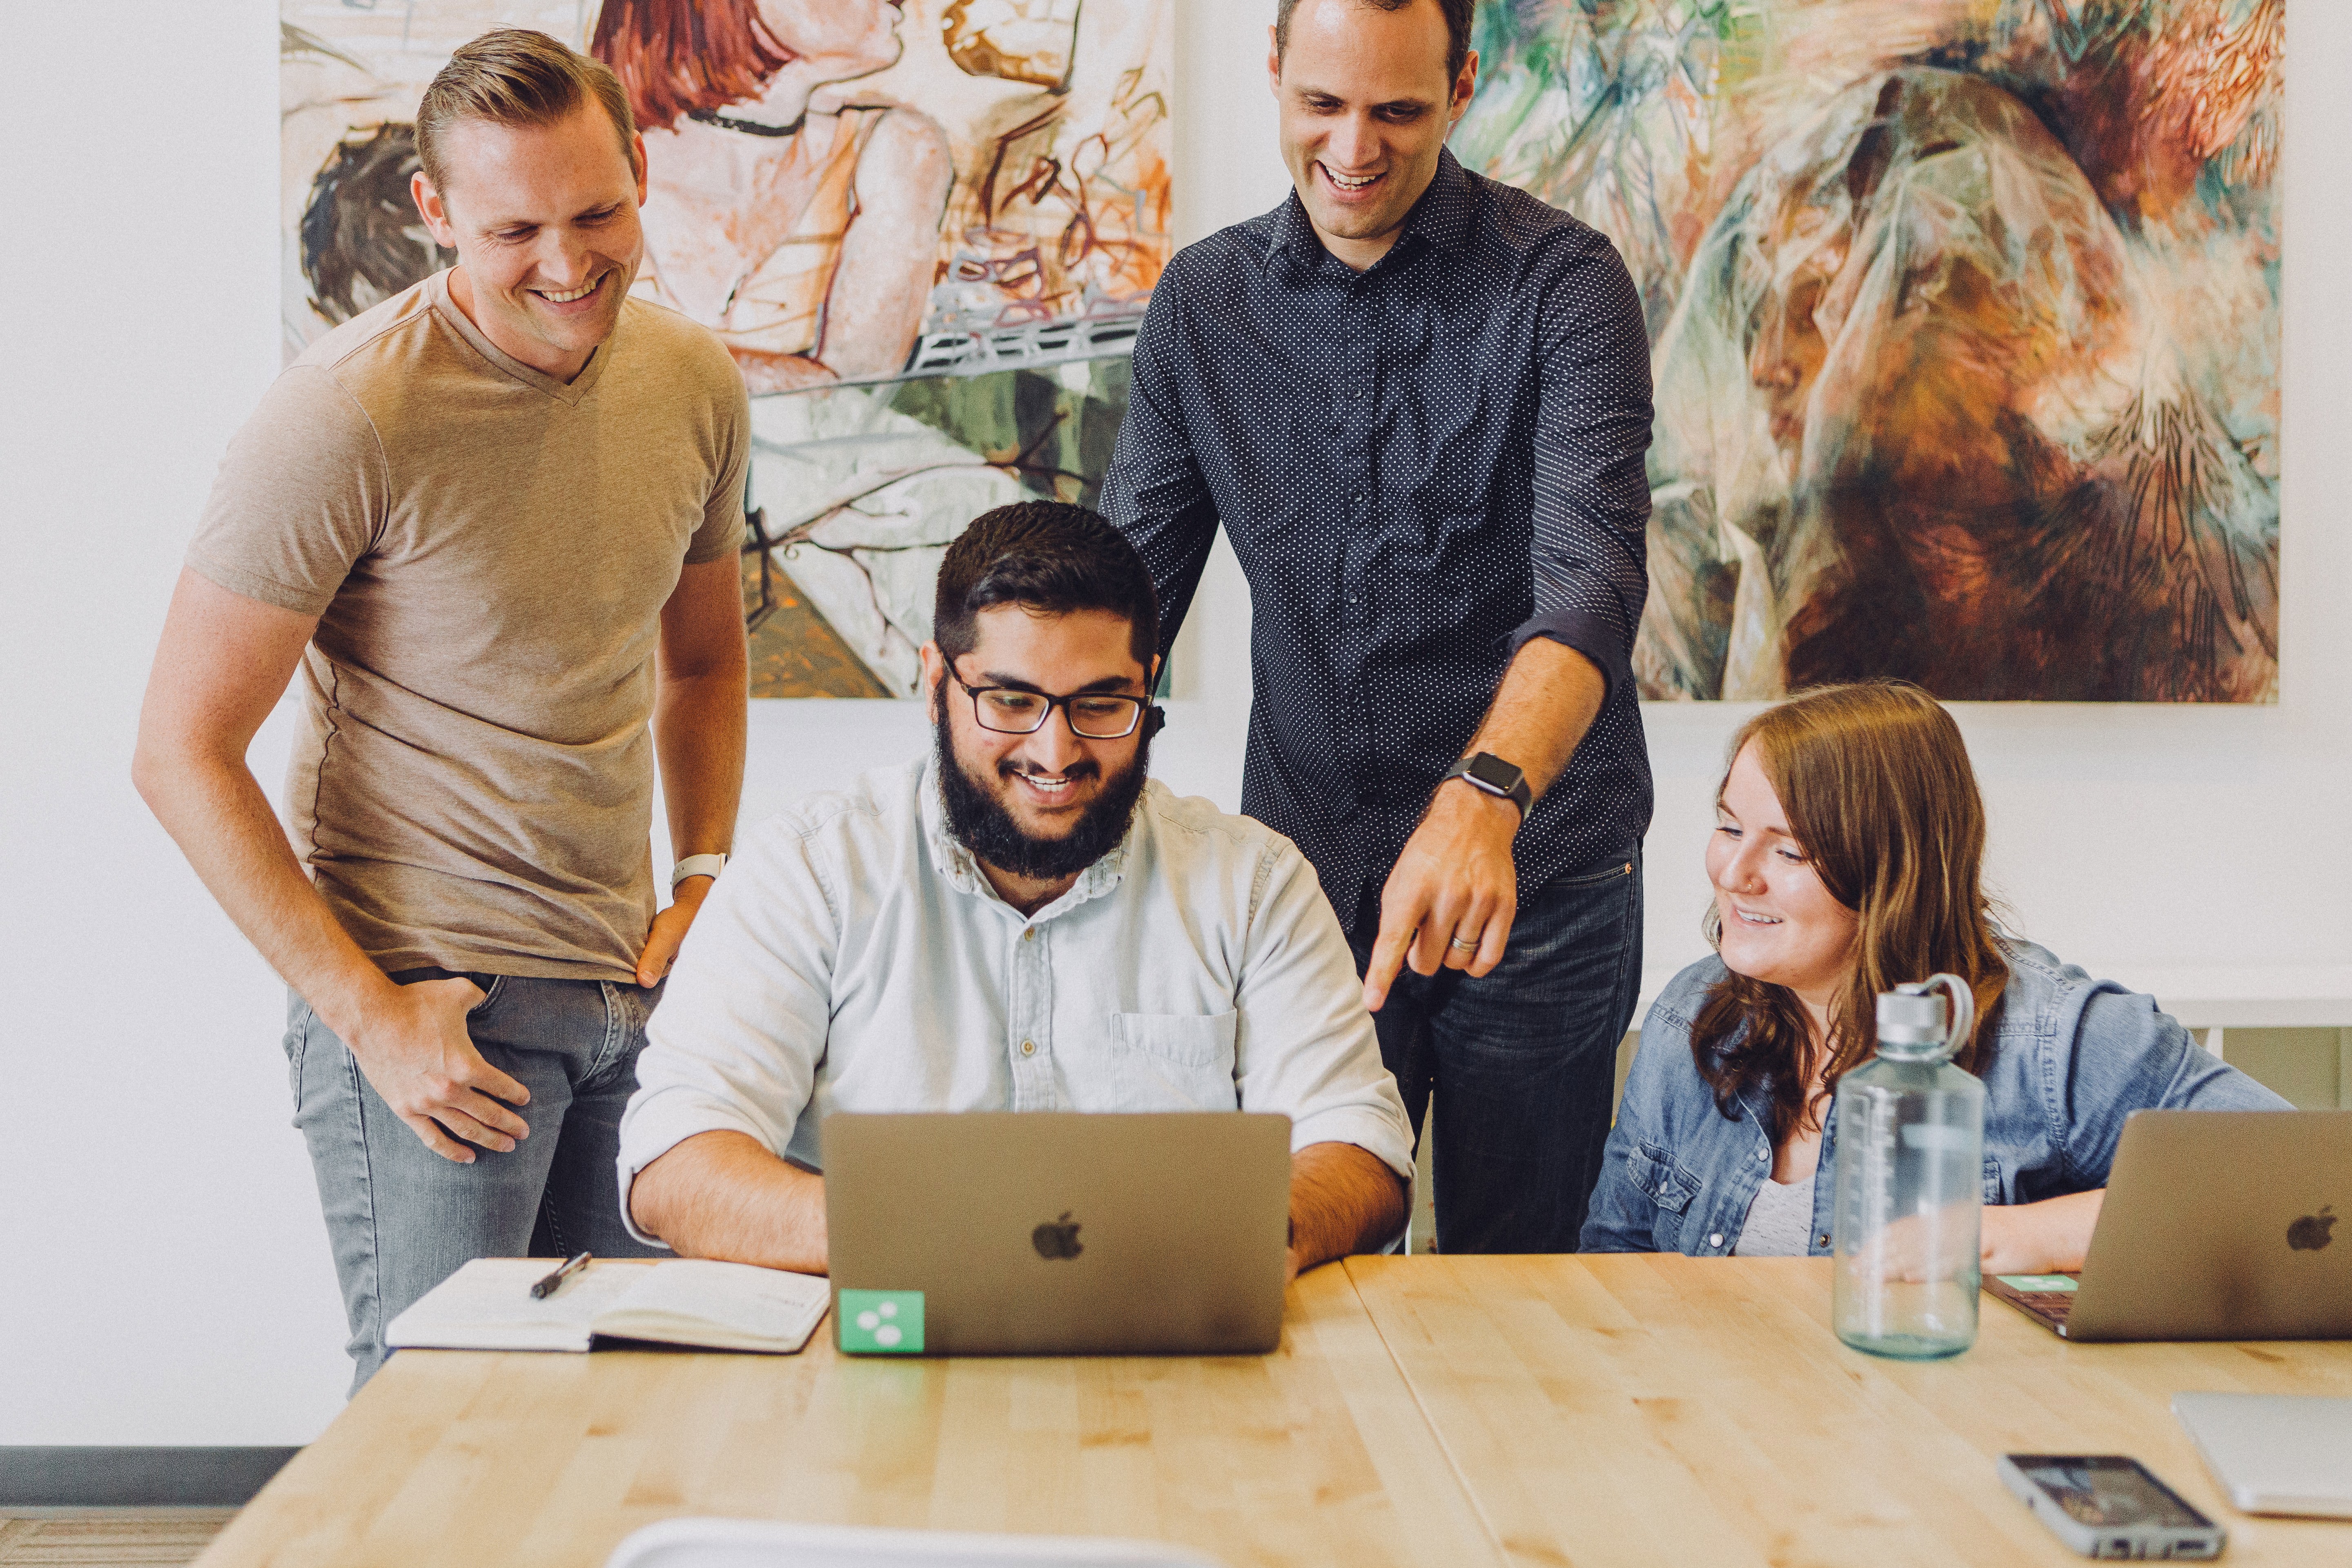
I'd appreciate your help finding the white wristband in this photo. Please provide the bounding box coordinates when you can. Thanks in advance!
[670,853,728,890]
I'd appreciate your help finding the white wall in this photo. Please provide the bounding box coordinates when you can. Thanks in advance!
[0,1,2343,1443]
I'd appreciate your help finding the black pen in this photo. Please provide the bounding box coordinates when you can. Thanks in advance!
[530,1252,592,1299]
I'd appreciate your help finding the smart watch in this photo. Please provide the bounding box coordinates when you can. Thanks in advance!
[670,852,728,890]
[1442,752,1532,815]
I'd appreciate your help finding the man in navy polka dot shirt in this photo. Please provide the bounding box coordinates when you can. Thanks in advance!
[1102,0,1653,1254]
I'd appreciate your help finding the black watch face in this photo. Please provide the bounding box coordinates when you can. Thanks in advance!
[1465,753,1523,793]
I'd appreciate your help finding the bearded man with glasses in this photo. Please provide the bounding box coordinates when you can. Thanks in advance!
[618,502,1414,1281]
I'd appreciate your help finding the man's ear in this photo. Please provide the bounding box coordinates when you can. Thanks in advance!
[1450,48,1480,121]
[1267,22,1282,95]
[412,171,458,249]
[918,640,946,700]
[631,131,650,203]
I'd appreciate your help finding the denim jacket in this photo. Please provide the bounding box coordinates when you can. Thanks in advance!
[1580,939,2291,1256]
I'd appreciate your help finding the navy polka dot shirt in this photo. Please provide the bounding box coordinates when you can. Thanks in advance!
[1102,149,1655,936]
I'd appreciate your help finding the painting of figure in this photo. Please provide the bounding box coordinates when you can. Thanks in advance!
[282,0,1169,696]
[1452,0,2280,702]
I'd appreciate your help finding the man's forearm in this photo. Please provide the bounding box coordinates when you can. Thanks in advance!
[629,1129,828,1273]
[1461,635,1607,802]
[134,746,395,1038]
[1287,1141,1410,1275]
[654,667,746,860]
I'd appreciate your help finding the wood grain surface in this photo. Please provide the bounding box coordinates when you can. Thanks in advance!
[190,1256,2352,1568]
[191,1265,1495,1568]
[1344,1253,2352,1568]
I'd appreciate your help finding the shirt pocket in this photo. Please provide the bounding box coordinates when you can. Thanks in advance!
[1625,1140,1701,1253]
[1628,1140,1700,1213]
[1107,1011,1240,1112]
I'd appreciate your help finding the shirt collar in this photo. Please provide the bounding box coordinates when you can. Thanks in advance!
[918,753,1134,922]
[1265,147,1476,280]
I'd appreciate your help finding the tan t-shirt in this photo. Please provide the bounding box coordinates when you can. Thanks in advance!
[187,270,748,981]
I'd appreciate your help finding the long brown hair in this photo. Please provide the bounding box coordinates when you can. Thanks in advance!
[1693,682,2008,1143]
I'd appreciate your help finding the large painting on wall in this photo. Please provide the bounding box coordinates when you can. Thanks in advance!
[283,0,1169,696]
[1453,0,2281,702]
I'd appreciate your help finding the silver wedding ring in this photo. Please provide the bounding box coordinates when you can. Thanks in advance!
[1448,934,1479,951]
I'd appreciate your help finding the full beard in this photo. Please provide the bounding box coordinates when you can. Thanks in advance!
[932,694,1152,883]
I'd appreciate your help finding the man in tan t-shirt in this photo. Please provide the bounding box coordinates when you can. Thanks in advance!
[133,30,749,1389]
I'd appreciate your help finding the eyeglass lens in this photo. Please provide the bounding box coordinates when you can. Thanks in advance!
[973,690,1143,737]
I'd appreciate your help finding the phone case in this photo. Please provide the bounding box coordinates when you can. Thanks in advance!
[1998,1455,2227,1560]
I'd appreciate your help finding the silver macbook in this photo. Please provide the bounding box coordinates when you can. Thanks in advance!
[2173,1394,2352,1518]
[1983,1110,2352,1341]
[823,1111,1292,1356]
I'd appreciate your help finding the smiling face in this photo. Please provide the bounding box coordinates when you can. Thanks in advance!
[1707,739,1861,1013]
[1269,0,1476,271]
[922,605,1156,901]
[413,102,647,380]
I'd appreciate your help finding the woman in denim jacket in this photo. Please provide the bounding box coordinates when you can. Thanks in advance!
[1581,683,2286,1270]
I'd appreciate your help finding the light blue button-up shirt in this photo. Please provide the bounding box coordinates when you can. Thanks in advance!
[1582,939,2291,1256]
[618,760,1415,1238]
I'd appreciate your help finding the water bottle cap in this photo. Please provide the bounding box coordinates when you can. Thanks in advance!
[1876,975,1976,1062]
[1876,990,1946,1045]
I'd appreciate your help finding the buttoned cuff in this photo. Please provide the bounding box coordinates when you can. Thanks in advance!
[1509,608,1632,702]
[612,1089,789,1250]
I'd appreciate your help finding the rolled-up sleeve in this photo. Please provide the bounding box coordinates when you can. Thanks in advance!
[1230,842,1415,1180]
[1100,275,1222,666]
[1515,232,1654,700]
[615,816,840,1245]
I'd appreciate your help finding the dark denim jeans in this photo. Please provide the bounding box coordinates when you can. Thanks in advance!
[1350,850,1644,1253]
[282,971,667,1392]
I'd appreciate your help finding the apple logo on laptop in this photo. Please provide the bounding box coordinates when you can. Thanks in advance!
[1032,1212,1084,1261]
[2287,1205,2335,1252]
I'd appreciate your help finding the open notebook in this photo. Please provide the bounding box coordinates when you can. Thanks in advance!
[385,1258,831,1354]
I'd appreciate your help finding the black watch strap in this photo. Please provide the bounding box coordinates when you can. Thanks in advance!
[1443,752,1532,815]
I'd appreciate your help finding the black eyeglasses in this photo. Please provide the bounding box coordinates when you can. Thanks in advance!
[950,668,1148,739]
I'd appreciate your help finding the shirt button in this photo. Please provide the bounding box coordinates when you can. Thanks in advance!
[1817,1233,1831,1247]
[1708,1233,1723,1249]
[1022,928,1035,942]
[1020,1040,1036,1057]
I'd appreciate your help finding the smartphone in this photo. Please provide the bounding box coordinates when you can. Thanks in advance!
[1998,1455,2227,1559]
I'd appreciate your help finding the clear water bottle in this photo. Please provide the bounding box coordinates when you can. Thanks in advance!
[1831,973,1987,1359]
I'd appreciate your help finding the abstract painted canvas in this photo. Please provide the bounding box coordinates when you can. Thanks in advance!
[283,0,1170,695]
[1453,0,2280,701]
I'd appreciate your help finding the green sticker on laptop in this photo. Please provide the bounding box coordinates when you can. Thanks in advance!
[837,1290,925,1353]
[1998,1274,2078,1292]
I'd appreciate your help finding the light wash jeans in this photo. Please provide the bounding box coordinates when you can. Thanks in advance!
[282,971,667,1391]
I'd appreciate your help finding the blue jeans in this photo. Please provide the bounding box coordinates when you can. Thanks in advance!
[1350,851,1644,1254]
[282,972,667,1392]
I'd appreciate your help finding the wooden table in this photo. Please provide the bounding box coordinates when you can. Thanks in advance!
[1348,1254,2352,1568]
[197,1258,2352,1568]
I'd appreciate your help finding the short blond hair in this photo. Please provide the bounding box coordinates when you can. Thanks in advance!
[415,27,639,194]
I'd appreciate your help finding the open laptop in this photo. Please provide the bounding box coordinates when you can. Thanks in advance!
[824,1111,1292,1356]
[1983,1110,2352,1341]
[2172,1393,2352,1518]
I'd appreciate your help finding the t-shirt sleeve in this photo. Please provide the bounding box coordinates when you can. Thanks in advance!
[183,365,388,616]
[684,362,751,566]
